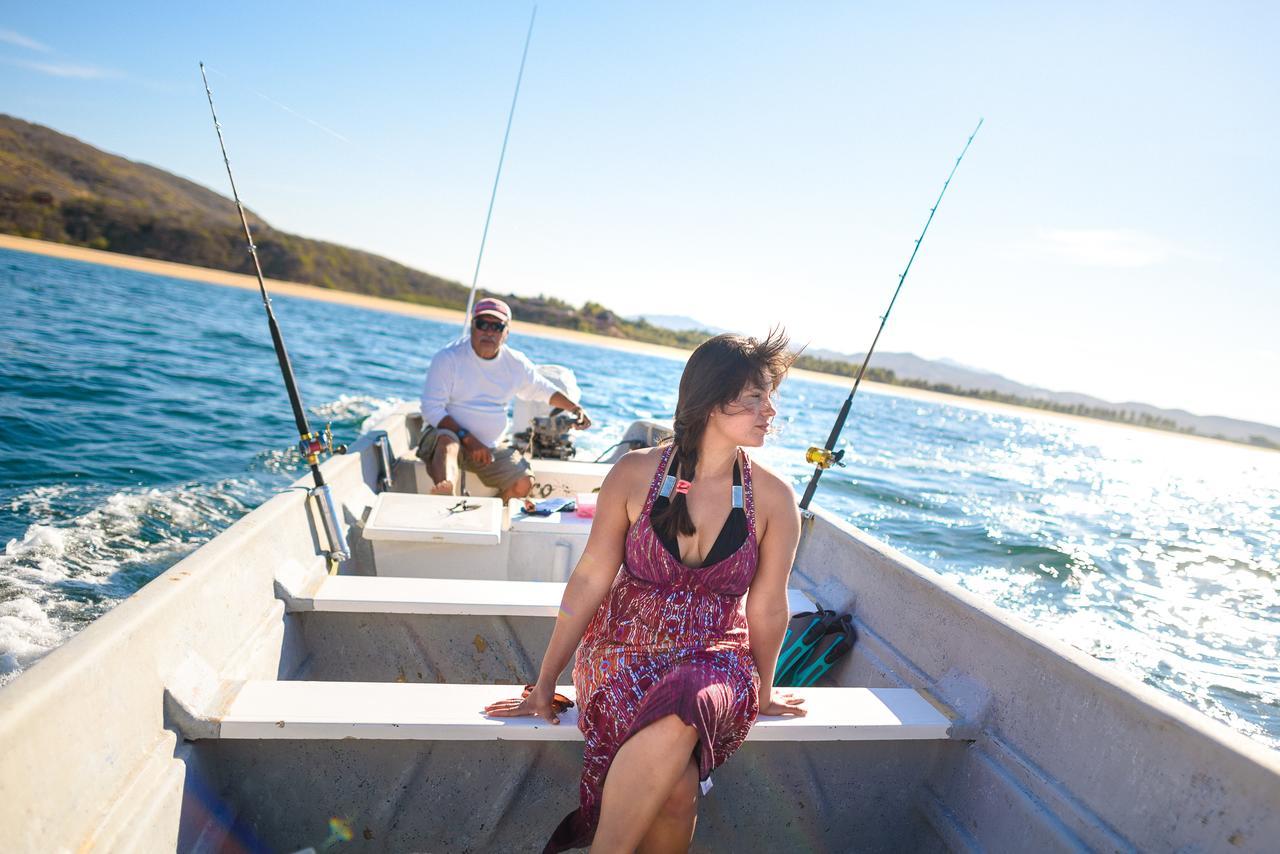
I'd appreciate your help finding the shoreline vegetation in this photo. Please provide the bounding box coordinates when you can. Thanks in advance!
[4,233,1274,454]
[1,114,1273,451]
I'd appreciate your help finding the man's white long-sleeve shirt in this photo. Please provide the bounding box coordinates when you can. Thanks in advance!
[420,338,559,448]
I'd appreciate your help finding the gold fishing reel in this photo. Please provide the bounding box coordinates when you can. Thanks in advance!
[298,422,348,466]
[805,446,846,470]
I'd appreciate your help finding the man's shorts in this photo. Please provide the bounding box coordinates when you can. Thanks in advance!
[415,425,533,491]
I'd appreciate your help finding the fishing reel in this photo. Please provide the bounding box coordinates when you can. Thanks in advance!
[512,409,582,461]
[805,446,845,470]
[299,423,347,466]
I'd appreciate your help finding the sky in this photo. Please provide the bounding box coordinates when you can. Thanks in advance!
[3,2,1278,426]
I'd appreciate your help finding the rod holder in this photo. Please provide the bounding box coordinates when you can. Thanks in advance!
[368,430,395,492]
[312,483,350,563]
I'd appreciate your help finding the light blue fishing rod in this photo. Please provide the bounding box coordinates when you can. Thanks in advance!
[463,6,538,331]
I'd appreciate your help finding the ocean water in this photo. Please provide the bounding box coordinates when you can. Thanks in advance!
[2,248,1278,751]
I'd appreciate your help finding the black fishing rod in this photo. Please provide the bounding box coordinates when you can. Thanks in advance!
[798,119,984,512]
[199,62,350,563]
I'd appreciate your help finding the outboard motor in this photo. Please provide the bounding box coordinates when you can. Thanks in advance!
[512,365,583,460]
[602,420,674,463]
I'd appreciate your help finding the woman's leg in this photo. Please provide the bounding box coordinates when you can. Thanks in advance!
[636,757,699,854]
[592,715,699,853]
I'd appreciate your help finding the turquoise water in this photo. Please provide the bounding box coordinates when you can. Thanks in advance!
[2,248,1278,751]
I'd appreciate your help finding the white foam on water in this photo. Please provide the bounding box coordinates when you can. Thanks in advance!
[3,483,78,520]
[0,392,406,686]
[5,524,69,559]
[0,478,267,685]
[2,525,73,585]
[355,397,413,436]
[0,596,64,685]
[310,393,405,428]
[246,396,408,476]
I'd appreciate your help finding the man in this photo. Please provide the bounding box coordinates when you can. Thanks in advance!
[418,297,592,500]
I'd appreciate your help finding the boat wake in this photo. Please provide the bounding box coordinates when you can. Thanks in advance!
[0,479,264,685]
[311,393,407,433]
[0,394,403,687]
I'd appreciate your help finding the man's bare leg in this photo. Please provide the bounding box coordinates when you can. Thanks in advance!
[499,475,534,503]
[429,435,460,495]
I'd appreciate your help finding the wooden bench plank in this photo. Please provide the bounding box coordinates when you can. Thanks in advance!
[218,682,950,742]
[293,576,817,618]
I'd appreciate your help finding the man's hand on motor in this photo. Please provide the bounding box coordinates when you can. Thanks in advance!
[461,434,494,467]
[549,392,592,431]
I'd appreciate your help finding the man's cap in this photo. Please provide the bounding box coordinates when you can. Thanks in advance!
[472,297,511,323]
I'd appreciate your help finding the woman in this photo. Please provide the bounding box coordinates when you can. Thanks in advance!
[484,331,806,853]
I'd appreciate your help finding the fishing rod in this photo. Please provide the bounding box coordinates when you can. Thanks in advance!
[462,5,538,331]
[798,119,984,513]
[199,62,350,565]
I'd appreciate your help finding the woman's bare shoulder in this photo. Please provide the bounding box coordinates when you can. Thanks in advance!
[748,457,801,518]
[601,445,666,491]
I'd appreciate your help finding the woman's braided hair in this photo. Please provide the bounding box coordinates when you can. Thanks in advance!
[651,328,796,543]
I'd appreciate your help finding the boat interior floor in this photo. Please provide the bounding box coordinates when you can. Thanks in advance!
[169,470,958,852]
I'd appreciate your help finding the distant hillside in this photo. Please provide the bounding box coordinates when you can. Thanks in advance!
[0,114,692,342]
[1,114,1274,450]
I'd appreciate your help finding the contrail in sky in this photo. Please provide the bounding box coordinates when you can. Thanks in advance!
[205,65,352,145]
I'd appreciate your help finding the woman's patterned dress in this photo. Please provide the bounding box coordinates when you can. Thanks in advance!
[545,444,761,851]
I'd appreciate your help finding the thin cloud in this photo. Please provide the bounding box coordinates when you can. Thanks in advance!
[1032,228,1179,269]
[0,28,50,52]
[205,65,352,145]
[10,58,122,79]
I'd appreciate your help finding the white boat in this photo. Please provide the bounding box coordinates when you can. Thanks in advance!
[1,393,1277,853]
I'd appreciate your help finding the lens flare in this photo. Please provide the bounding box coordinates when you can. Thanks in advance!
[321,816,353,848]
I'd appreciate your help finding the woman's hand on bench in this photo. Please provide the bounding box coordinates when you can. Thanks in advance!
[759,689,807,717]
[482,683,570,725]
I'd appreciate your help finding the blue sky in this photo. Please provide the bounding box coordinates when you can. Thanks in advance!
[3,2,1278,426]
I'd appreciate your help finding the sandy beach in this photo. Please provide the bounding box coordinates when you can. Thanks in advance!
[2,233,1257,450]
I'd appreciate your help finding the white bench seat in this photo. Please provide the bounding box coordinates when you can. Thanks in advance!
[286,576,817,618]
[215,682,952,742]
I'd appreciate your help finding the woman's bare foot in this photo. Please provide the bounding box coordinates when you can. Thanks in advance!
[431,480,455,495]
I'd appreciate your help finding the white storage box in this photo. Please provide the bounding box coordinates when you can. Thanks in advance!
[507,506,594,582]
[363,494,510,579]
[364,494,504,545]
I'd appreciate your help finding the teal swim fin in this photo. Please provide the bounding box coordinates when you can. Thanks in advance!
[775,609,838,687]
[789,613,857,688]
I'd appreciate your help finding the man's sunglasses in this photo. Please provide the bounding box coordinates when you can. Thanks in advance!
[473,317,507,332]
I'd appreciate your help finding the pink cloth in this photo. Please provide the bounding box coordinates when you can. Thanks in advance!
[545,444,760,851]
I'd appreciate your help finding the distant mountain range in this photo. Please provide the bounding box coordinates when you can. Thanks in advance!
[820,351,1280,445]
[639,318,1280,446]
[2,114,1274,449]
[632,314,730,335]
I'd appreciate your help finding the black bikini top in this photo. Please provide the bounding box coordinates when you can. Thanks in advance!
[651,448,749,569]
